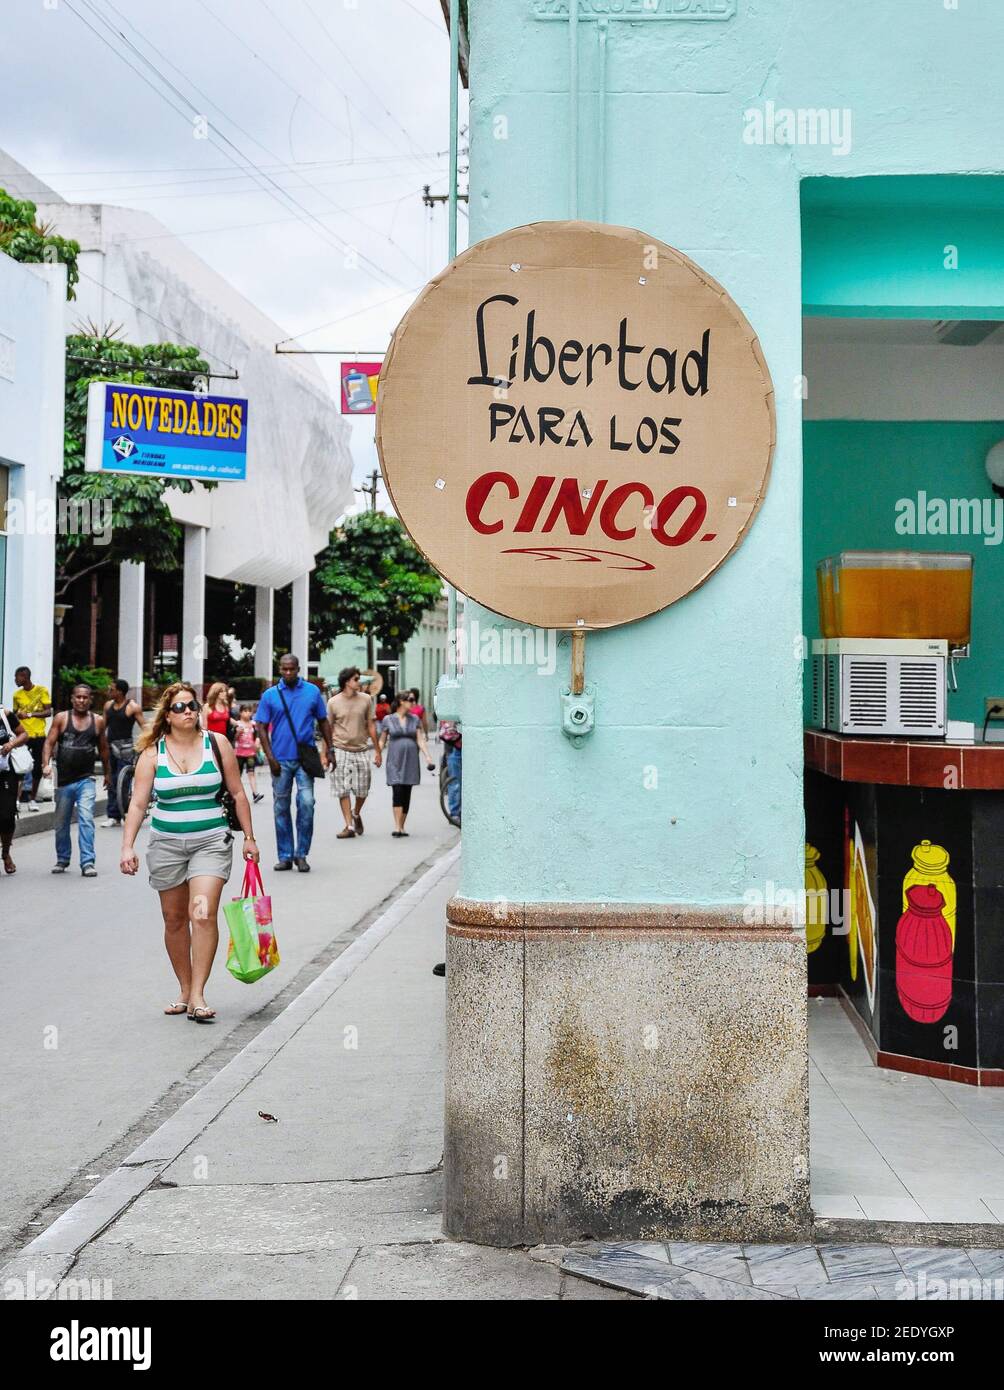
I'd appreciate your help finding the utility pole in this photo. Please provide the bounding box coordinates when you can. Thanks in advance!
[422,184,469,207]
[355,468,380,512]
[355,469,381,665]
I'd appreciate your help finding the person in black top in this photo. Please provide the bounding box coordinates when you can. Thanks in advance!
[42,684,110,876]
[102,679,145,827]
[0,706,28,875]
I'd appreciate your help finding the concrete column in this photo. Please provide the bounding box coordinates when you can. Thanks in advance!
[438,5,812,1250]
[290,572,309,667]
[181,524,206,691]
[1,262,64,699]
[3,463,55,700]
[441,614,810,1249]
[117,561,145,697]
[254,586,274,681]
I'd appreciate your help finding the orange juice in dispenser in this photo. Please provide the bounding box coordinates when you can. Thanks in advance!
[832,551,972,644]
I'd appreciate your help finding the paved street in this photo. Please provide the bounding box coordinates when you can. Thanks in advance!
[0,762,456,1260]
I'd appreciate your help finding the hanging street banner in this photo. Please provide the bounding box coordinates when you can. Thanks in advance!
[340,360,382,414]
[375,220,775,631]
[84,381,249,482]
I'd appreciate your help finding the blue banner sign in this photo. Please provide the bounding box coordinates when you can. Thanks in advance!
[84,381,249,482]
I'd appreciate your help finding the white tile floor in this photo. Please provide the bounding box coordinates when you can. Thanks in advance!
[810,997,1004,1223]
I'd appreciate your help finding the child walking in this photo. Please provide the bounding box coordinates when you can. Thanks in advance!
[234,704,264,803]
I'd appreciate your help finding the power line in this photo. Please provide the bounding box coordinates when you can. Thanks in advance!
[96,0,430,280]
[396,0,448,35]
[102,189,426,247]
[38,152,449,179]
[266,0,439,172]
[91,0,413,281]
[63,0,407,291]
[276,284,422,348]
[61,165,445,203]
[66,352,238,381]
[74,267,239,374]
[199,0,388,162]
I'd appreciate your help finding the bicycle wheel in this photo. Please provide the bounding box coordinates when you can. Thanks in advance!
[116,762,135,819]
[438,758,461,828]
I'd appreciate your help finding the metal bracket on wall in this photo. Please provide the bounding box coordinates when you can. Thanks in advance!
[561,628,595,743]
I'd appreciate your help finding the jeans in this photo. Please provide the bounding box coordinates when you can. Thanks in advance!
[18,737,45,801]
[272,761,315,861]
[446,746,462,820]
[54,777,96,867]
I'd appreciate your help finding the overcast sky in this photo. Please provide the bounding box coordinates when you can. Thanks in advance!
[0,0,468,511]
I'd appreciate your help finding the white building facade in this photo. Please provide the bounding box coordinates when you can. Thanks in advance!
[0,151,354,693]
[0,249,66,702]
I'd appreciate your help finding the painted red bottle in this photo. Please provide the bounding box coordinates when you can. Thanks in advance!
[895,883,954,1024]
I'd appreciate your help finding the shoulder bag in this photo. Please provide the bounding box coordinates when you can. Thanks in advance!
[1,709,33,777]
[208,732,243,831]
[276,685,324,779]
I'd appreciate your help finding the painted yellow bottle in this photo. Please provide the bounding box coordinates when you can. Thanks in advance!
[805,844,827,953]
[903,840,957,946]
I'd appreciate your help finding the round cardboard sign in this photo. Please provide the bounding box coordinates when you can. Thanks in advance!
[376,220,775,630]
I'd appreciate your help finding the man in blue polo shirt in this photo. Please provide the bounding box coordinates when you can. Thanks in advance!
[255,654,334,872]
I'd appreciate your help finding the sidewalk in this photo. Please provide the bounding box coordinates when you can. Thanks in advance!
[2,847,628,1300]
[0,767,457,1253]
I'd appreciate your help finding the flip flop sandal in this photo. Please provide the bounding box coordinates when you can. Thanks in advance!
[164,1001,188,1015]
[188,1006,216,1024]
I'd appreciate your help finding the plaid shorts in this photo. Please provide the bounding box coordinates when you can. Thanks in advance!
[331,748,372,798]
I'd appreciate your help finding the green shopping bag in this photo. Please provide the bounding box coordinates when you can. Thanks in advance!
[225,862,280,984]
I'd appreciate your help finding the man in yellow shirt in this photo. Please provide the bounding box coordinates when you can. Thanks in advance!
[12,666,52,812]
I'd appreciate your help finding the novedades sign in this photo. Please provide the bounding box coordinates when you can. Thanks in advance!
[85,381,249,482]
[377,221,774,629]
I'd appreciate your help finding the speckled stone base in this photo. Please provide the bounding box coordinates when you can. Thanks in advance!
[444,899,810,1248]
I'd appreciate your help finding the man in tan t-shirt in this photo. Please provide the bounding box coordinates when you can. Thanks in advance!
[327,667,382,839]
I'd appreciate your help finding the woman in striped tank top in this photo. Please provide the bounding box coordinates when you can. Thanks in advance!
[119,682,260,1023]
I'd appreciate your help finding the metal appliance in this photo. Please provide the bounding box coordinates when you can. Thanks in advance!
[811,638,948,738]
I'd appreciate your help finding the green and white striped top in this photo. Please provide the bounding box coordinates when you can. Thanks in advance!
[151,732,226,836]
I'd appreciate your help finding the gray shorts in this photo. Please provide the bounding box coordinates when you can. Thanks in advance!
[147,828,234,891]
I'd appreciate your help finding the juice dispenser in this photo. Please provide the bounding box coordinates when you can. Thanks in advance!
[832,551,972,645]
[811,551,973,738]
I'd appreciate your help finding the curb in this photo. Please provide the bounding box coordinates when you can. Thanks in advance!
[12,793,111,840]
[1,842,460,1282]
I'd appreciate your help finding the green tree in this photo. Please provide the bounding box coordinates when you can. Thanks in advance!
[0,190,80,298]
[313,511,443,663]
[58,330,214,598]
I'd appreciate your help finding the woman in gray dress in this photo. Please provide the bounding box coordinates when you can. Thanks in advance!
[378,693,434,837]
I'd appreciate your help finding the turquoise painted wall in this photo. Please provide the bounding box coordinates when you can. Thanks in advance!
[318,634,367,689]
[458,0,1004,906]
[318,601,448,704]
[803,178,1004,318]
[803,421,1004,728]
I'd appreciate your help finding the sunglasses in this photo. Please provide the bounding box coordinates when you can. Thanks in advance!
[169,700,201,714]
